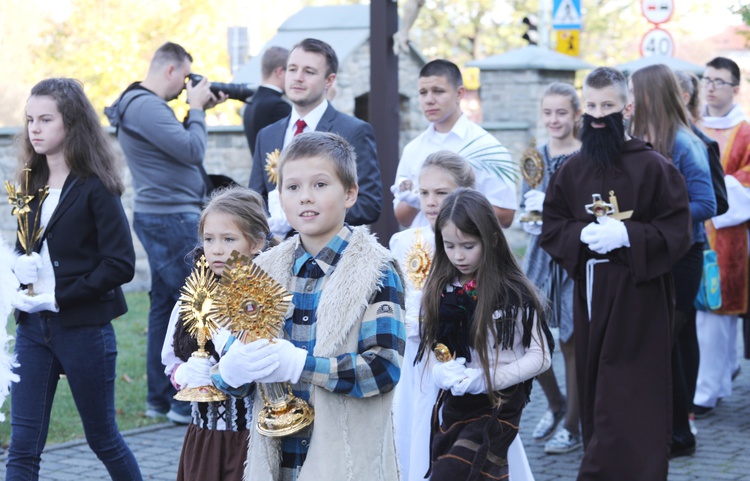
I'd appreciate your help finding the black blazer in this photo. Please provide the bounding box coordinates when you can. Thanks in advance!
[242,86,292,153]
[16,174,135,327]
[248,103,383,225]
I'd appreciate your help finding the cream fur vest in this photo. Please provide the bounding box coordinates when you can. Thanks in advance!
[244,226,404,481]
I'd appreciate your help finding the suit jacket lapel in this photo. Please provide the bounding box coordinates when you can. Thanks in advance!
[271,118,288,151]
[316,104,337,133]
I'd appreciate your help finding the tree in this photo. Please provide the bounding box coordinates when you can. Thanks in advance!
[28,0,242,124]
[403,0,723,70]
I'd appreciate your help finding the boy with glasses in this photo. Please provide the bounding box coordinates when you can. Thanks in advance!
[693,56,750,418]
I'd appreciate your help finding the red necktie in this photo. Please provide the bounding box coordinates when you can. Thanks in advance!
[294,119,307,136]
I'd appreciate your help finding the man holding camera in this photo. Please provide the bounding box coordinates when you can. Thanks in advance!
[105,41,226,424]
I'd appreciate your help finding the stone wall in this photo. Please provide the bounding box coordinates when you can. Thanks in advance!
[480,69,577,154]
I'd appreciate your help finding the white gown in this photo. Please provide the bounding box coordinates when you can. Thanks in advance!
[390,228,534,481]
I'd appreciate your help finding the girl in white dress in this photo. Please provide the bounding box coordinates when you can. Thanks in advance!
[391,151,535,481]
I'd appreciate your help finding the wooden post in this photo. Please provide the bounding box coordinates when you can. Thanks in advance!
[369,0,400,246]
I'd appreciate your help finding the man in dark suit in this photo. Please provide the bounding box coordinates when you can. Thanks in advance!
[242,46,292,153]
[248,38,382,236]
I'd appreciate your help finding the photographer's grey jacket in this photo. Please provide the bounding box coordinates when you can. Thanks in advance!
[105,83,207,214]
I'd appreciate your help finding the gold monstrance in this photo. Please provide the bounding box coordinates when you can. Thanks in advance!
[404,229,432,291]
[519,137,545,224]
[174,255,227,402]
[5,167,49,296]
[211,251,314,437]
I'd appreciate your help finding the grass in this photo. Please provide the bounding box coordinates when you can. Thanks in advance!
[0,291,163,448]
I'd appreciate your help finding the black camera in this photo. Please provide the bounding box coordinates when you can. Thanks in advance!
[187,73,254,102]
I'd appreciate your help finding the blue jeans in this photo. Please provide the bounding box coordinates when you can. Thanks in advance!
[133,212,199,415]
[6,315,142,480]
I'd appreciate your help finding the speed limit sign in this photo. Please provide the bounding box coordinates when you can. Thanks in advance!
[640,28,674,57]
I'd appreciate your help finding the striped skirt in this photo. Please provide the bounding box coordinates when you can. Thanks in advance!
[429,384,526,481]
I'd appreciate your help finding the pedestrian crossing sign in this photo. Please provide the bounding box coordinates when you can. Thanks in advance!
[553,0,582,30]
[555,30,580,57]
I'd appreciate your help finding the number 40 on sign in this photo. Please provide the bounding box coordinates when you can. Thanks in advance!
[640,27,673,57]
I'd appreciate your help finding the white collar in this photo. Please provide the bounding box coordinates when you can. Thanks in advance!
[284,100,329,147]
[426,113,470,141]
[260,83,283,94]
[290,100,329,133]
[702,103,746,129]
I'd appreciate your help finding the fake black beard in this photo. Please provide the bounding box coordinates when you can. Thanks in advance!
[580,112,626,174]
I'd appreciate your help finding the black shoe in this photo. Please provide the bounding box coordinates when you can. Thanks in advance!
[670,439,696,458]
[693,404,714,419]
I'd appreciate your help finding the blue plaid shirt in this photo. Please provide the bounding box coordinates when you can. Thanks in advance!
[214,225,405,480]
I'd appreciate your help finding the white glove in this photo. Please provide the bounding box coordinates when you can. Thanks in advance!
[450,367,487,396]
[255,339,308,384]
[432,357,467,390]
[391,178,421,209]
[267,189,292,238]
[13,253,42,285]
[394,189,420,209]
[582,215,630,254]
[523,190,545,212]
[12,291,58,313]
[712,175,750,229]
[522,222,542,236]
[174,356,215,389]
[218,339,281,388]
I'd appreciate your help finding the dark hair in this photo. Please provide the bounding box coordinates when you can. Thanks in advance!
[19,78,124,195]
[151,42,193,68]
[261,46,289,79]
[707,56,740,85]
[674,70,701,122]
[278,131,357,191]
[291,38,338,77]
[629,64,693,160]
[417,188,547,406]
[584,67,628,104]
[419,59,464,89]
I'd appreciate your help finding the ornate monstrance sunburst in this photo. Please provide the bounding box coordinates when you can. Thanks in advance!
[178,256,220,340]
[404,229,433,290]
[211,251,293,344]
[265,149,281,186]
[211,251,313,438]
[520,137,544,189]
[174,255,227,402]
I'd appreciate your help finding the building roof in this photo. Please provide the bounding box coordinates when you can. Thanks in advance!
[467,45,594,72]
[616,55,705,75]
[233,5,423,85]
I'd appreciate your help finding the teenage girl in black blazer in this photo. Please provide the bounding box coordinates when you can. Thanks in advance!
[7,78,142,480]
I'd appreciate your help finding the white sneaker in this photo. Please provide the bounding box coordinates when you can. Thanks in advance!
[544,428,582,454]
[532,405,566,440]
[166,409,192,425]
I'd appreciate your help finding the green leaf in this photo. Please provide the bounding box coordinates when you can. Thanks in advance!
[458,133,519,184]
